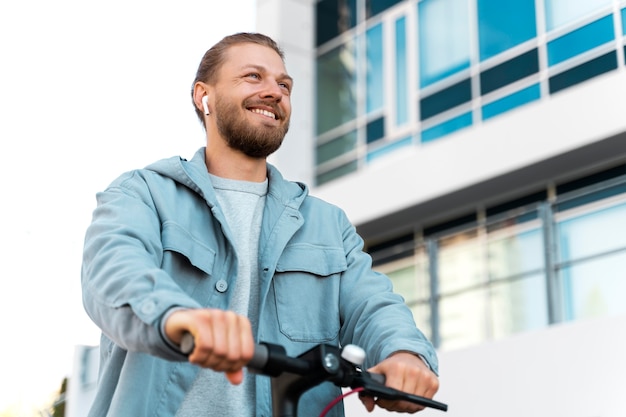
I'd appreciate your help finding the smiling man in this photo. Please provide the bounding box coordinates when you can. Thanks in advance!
[81,33,440,417]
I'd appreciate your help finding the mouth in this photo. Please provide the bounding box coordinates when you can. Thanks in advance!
[248,107,278,120]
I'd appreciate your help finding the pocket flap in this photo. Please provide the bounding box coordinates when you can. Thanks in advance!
[162,221,216,275]
[276,244,347,276]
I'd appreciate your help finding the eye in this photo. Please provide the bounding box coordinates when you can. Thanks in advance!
[246,72,261,80]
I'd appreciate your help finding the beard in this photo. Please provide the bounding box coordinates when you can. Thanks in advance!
[214,94,290,158]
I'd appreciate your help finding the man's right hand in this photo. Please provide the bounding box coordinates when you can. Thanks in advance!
[164,308,254,385]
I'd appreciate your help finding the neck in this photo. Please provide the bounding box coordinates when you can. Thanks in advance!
[205,138,267,182]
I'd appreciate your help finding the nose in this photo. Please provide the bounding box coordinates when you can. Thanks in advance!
[260,79,283,101]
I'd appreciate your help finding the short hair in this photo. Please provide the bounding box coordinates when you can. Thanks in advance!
[191,32,286,125]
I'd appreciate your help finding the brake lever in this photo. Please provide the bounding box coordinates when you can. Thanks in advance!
[352,372,448,411]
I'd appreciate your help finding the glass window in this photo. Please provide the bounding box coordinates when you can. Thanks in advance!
[316,130,358,165]
[421,112,472,143]
[316,40,357,135]
[367,135,413,162]
[480,49,539,95]
[547,16,615,66]
[366,116,385,143]
[418,0,471,87]
[559,251,626,320]
[622,8,626,35]
[544,0,612,31]
[556,182,626,212]
[366,23,384,114]
[316,0,358,46]
[549,51,617,94]
[420,78,472,120]
[490,274,549,339]
[557,202,626,262]
[439,288,488,350]
[385,259,431,303]
[408,302,432,341]
[482,84,541,121]
[367,0,404,19]
[316,160,358,185]
[487,228,544,280]
[437,230,485,294]
[477,0,537,61]
[395,16,409,126]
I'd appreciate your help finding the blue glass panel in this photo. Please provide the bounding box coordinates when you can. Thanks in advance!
[560,252,626,321]
[557,202,626,278]
[544,0,612,31]
[549,51,617,94]
[556,183,626,212]
[421,112,472,143]
[395,16,409,126]
[367,135,413,162]
[366,24,384,113]
[622,8,626,35]
[316,160,359,185]
[482,84,541,121]
[367,0,404,18]
[366,116,385,144]
[316,40,357,135]
[480,49,539,95]
[418,0,471,87]
[547,16,614,66]
[477,0,537,61]
[316,130,358,165]
[316,0,358,46]
[420,78,472,120]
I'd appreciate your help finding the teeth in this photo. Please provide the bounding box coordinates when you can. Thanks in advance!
[251,108,276,119]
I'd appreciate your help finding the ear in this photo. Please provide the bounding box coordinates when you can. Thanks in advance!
[193,82,211,115]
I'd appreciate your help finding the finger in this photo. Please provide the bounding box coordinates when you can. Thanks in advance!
[239,315,254,362]
[358,394,376,412]
[225,369,245,385]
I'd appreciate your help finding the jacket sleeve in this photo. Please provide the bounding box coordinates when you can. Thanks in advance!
[81,171,202,361]
[336,210,439,374]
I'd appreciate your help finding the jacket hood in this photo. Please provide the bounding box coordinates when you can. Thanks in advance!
[144,147,309,208]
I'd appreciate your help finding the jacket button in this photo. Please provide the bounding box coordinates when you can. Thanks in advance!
[215,279,228,293]
[141,301,156,314]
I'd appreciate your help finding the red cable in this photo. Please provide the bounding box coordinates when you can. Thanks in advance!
[318,387,365,417]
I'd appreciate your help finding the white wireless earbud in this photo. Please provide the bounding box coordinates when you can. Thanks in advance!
[201,95,210,116]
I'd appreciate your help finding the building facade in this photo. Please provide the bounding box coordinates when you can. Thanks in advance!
[259,0,626,415]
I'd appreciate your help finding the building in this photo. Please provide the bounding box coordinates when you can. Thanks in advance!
[258,0,626,415]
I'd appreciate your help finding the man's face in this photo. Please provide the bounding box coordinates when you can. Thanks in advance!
[212,43,292,158]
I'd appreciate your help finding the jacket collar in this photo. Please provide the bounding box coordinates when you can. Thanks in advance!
[145,147,309,210]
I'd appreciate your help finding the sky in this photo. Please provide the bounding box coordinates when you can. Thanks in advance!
[0,0,257,414]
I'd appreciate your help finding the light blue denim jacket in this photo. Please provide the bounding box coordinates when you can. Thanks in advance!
[81,148,438,417]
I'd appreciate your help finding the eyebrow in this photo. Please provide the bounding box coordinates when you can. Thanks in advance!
[241,64,293,84]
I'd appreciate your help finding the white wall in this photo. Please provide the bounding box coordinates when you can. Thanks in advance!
[344,312,626,417]
[258,0,317,185]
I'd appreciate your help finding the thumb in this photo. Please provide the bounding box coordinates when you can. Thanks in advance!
[359,393,376,412]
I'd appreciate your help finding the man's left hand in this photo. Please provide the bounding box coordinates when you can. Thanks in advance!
[360,352,440,413]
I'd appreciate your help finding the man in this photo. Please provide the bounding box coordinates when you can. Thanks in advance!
[81,32,440,417]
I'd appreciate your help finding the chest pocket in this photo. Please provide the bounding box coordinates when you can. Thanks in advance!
[161,221,217,298]
[273,244,347,342]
